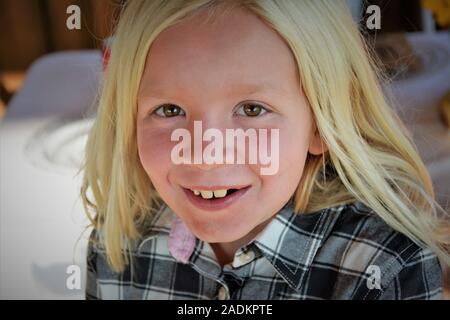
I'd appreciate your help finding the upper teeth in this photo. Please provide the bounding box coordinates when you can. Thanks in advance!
[191,189,228,199]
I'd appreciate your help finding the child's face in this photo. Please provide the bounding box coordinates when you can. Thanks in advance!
[137,8,325,243]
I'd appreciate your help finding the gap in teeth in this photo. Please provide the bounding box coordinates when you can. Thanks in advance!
[191,189,229,199]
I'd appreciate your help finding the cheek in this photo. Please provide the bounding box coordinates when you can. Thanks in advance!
[137,126,174,183]
[259,120,310,200]
[279,124,310,169]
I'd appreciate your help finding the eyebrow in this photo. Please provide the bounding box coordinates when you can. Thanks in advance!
[140,82,283,99]
[233,82,281,95]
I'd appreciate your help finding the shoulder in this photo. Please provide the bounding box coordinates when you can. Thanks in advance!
[87,203,175,253]
[315,201,443,299]
[330,201,427,260]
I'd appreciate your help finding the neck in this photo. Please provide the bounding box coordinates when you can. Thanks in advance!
[209,219,271,267]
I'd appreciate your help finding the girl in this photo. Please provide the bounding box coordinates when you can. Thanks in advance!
[82,0,449,299]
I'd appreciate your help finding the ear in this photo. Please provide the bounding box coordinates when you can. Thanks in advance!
[308,121,328,155]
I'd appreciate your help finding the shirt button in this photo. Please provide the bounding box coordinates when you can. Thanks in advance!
[218,286,229,300]
[240,250,255,263]
[231,249,256,268]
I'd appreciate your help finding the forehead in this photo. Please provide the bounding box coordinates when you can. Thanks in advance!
[139,6,300,98]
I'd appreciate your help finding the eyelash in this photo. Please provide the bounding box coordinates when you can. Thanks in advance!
[153,104,186,118]
[150,103,270,118]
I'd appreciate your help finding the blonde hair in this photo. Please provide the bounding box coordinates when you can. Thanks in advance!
[80,0,450,272]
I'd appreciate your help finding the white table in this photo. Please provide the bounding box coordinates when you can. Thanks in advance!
[0,51,102,299]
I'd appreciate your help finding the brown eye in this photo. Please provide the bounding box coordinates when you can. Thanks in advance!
[236,104,267,117]
[154,104,185,117]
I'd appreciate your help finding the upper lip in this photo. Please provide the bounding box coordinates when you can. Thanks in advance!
[181,185,250,191]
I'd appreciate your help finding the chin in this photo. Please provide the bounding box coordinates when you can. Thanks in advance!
[189,222,250,243]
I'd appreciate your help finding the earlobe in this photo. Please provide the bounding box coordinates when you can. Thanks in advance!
[308,127,328,155]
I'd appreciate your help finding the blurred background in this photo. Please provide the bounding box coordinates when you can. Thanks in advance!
[0,0,449,299]
[0,0,118,104]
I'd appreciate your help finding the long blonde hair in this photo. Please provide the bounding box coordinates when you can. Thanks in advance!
[80,0,450,272]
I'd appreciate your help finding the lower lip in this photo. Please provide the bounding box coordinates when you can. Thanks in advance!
[183,186,251,211]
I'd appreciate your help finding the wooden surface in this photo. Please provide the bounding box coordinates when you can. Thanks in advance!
[0,0,120,70]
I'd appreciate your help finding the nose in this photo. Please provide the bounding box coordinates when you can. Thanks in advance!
[185,117,230,171]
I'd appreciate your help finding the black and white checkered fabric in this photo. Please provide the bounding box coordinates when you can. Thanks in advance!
[86,200,443,300]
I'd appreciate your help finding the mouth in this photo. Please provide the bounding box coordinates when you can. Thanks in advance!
[181,185,251,211]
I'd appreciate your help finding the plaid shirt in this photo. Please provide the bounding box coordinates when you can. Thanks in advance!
[85,200,443,300]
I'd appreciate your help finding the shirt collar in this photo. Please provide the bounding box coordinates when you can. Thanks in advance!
[253,201,344,292]
[138,200,345,293]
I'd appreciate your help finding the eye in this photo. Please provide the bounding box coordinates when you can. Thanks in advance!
[153,104,185,117]
[235,103,268,117]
